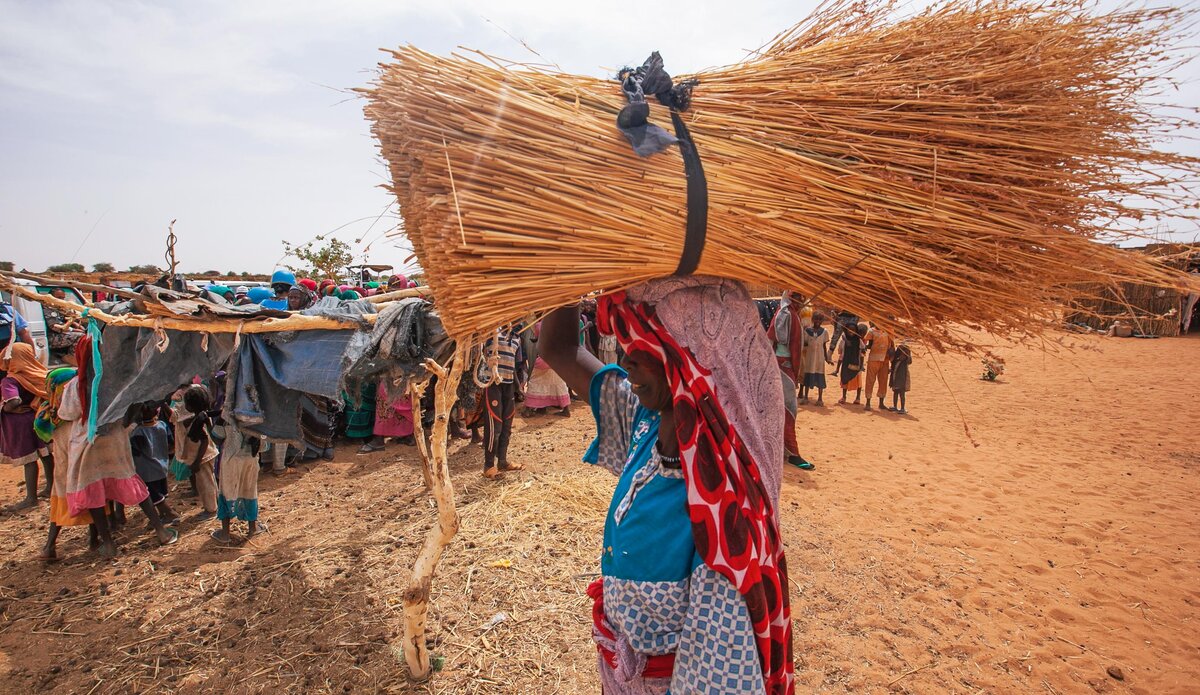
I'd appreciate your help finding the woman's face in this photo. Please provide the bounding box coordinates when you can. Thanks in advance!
[287,289,307,310]
[620,350,672,412]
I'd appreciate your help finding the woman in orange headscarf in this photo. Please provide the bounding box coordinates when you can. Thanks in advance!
[0,343,53,508]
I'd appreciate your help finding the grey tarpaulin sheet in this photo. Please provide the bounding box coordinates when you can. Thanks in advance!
[340,299,451,405]
[227,330,353,443]
[95,327,236,428]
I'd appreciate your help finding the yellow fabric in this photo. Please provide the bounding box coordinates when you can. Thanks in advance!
[0,343,48,400]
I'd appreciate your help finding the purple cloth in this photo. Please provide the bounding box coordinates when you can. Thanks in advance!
[0,377,47,465]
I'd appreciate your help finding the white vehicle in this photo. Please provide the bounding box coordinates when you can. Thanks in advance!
[0,279,88,365]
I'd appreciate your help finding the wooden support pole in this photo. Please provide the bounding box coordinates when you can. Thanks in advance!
[0,273,388,333]
[407,380,434,491]
[401,347,464,680]
[366,286,434,304]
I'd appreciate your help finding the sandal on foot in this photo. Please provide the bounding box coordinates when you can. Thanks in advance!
[483,467,502,479]
[160,528,180,546]
[787,455,815,471]
[498,462,525,472]
[210,530,235,544]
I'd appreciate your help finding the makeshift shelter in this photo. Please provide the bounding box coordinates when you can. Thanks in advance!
[0,271,461,679]
[1065,244,1200,336]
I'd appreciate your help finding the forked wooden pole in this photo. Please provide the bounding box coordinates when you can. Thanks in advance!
[401,345,465,680]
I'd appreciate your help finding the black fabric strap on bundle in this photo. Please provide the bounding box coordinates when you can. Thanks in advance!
[615,52,708,277]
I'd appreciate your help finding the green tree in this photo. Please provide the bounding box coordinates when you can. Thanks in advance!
[47,263,86,273]
[241,271,252,279]
[92,262,115,273]
[283,237,353,282]
[0,261,13,272]
[128,264,161,274]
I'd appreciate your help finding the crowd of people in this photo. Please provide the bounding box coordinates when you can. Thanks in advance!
[0,277,919,559]
[0,269,927,692]
[205,268,420,309]
[0,268,430,561]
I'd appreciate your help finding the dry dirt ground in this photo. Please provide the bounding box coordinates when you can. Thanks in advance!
[0,330,1196,694]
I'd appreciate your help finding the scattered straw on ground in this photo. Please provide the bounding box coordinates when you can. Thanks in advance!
[0,330,1197,693]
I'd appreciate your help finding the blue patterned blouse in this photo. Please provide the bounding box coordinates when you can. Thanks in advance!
[584,365,765,694]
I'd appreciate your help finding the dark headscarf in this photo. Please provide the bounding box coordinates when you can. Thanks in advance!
[287,285,316,311]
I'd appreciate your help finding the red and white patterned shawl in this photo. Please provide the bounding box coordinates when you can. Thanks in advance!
[598,276,794,695]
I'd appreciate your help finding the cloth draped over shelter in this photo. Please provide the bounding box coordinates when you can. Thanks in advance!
[95,327,236,429]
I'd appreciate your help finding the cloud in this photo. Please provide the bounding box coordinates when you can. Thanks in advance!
[0,0,1195,273]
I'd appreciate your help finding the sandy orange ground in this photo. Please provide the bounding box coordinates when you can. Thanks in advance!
[0,330,1195,694]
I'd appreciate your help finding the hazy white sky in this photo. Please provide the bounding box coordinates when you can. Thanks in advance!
[1,0,1196,275]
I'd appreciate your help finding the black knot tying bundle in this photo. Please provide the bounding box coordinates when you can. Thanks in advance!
[614,52,707,276]
[616,52,698,156]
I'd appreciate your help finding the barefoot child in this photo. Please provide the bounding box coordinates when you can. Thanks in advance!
[801,313,833,406]
[130,402,179,525]
[862,321,893,411]
[213,427,266,542]
[889,340,913,415]
[178,385,218,519]
[36,367,96,561]
[838,322,867,405]
[479,327,524,478]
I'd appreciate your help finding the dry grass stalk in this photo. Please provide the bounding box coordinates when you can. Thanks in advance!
[363,0,1200,351]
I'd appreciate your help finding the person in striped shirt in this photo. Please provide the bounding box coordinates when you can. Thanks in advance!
[479,328,525,479]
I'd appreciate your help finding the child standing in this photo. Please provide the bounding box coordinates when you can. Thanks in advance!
[862,322,893,411]
[889,341,913,415]
[37,367,96,561]
[178,385,218,518]
[130,402,179,526]
[800,313,832,406]
[213,427,266,542]
[838,322,867,405]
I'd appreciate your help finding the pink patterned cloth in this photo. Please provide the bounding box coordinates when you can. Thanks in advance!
[625,276,784,513]
[56,382,149,516]
[374,381,414,438]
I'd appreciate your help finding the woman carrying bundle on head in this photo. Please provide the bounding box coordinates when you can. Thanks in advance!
[539,276,794,695]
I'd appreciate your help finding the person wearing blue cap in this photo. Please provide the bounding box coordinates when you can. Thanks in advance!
[246,287,272,305]
[261,270,295,310]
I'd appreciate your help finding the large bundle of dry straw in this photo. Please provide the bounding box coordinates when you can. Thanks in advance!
[364,0,1200,350]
